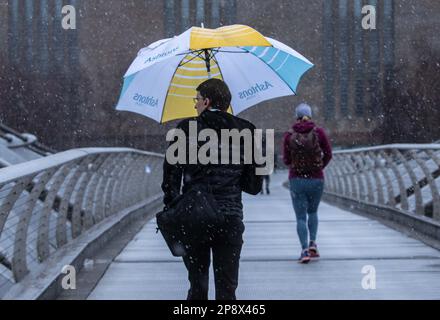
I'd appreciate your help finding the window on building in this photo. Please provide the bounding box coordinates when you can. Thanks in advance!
[323,0,335,120]
[367,0,381,117]
[383,0,395,84]
[353,0,364,116]
[164,0,233,37]
[38,0,49,76]
[339,0,349,116]
[8,0,20,67]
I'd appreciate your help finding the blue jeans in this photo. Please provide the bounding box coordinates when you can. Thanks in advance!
[289,178,324,250]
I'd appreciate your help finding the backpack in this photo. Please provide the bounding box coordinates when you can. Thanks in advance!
[288,127,323,175]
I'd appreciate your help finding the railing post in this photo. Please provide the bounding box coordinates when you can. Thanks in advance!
[37,163,75,262]
[382,151,409,210]
[336,154,351,198]
[92,154,122,223]
[82,154,112,230]
[112,155,137,213]
[393,149,423,214]
[359,154,375,203]
[71,154,104,238]
[325,164,337,193]
[119,155,144,207]
[411,150,440,219]
[426,150,440,220]
[377,150,396,207]
[345,155,360,200]
[333,159,345,195]
[102,154,127,218]
[13,169,58,281]
[367,152,385,205]
[56,158,90,247]
[353,155,368,202]
[108,154,133,215]
[143,157,163,199]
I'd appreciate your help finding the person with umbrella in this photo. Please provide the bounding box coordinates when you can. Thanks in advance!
[162,78,259,300]
[115,24,314,299]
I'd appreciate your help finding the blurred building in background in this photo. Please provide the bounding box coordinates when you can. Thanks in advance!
[0,0,439,153]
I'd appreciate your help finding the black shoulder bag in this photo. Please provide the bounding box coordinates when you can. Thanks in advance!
[156,167,238,257]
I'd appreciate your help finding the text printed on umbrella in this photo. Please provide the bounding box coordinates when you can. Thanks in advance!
[143,46,180,65]
[133,93,159,107]
[238,81,274,100]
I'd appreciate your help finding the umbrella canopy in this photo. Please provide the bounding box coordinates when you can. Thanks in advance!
[116,25,313,123]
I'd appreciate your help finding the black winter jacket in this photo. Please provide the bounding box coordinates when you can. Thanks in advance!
[161,109,257,219]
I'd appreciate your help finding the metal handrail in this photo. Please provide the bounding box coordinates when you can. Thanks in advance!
[0,123,56,155]
[335,143,440,154]
[0,148,164,290]
[325,144,440,221]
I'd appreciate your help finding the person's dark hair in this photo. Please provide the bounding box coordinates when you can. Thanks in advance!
[196,79,231,111]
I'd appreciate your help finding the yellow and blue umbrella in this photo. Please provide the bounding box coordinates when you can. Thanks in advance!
[116,25,313,123]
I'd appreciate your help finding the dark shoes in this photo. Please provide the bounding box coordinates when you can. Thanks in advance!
[298,242,320,264]
[309,241,320,259]
[298,249,311,264]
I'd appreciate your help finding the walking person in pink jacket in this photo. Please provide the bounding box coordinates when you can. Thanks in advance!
[283,103,333,263]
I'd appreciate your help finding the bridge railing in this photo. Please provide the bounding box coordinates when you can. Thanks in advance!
[0,148,164,296]
[324,144,440,222]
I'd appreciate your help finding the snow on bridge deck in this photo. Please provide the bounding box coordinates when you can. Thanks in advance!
[88,171,440,300]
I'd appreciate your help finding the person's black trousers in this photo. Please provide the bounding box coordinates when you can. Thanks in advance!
[264,175,270,192]
[182,216,244,300]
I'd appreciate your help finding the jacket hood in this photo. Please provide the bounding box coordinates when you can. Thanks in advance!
[292,120,316,133]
